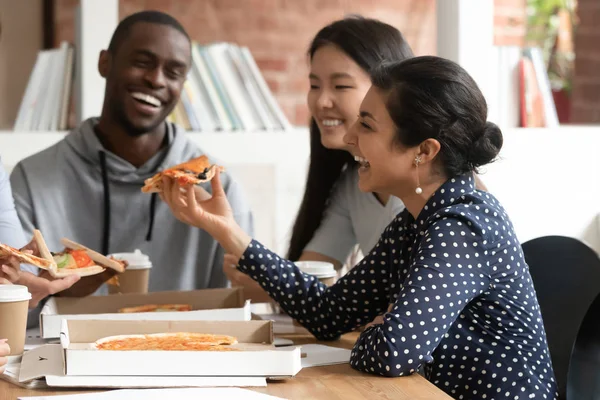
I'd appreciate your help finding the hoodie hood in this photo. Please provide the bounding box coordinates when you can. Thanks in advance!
[64,117,189,184]
[61,117,204,254]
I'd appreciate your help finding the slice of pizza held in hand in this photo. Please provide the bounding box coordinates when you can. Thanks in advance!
[0,244,54,270]
[0,230,127,278]
[93,332,239,351]
[142,155,224,193]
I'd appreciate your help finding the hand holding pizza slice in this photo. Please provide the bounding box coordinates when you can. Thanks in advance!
[0,233,54,273]
[0,230,126,278]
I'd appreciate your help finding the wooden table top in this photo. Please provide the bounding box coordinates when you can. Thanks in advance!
[0,332,452,400]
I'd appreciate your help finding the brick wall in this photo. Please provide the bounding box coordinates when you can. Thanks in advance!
[53,0,525,126]
[571,0,600,124]
[494,0,526,46]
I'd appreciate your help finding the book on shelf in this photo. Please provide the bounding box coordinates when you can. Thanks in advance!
[14,41,292,133]
[488,46,560,128]
[168,42,292,132]
[14,41,74,132]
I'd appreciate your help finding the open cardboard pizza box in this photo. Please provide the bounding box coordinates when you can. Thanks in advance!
[57,319,301,377]
[40,288,251,339]
[17,344,268,388]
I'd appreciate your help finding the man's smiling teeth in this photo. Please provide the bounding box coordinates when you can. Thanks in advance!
[322,119,343,127]
[354,155,370,167]
[131,92,161,107]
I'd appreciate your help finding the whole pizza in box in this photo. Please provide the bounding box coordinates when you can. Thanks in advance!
[93,332,239,351]
[118,304,192,313]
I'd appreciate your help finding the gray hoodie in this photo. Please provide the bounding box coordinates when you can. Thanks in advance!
[10,118,254,294]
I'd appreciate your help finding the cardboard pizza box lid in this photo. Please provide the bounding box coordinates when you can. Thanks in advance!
[40,288,251,339]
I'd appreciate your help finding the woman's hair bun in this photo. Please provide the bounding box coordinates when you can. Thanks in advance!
[467,121,503,169]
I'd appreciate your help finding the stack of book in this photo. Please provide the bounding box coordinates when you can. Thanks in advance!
[14,41,291,132]
[170,42,292,132]
[14,41,74,131]
[488,46,560,128]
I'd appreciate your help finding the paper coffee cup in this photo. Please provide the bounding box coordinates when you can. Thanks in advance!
[108,249,152,294]
[0,285,31,355]
[294,261,337,286]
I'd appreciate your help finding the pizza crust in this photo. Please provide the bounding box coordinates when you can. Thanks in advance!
[51,265,106,278]
[33,229,55,270]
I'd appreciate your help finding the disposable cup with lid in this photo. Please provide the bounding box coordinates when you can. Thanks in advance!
[0,284,30,355]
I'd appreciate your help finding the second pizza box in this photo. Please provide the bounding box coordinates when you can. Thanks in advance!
[60,319,302,377]
[40,288,251,339]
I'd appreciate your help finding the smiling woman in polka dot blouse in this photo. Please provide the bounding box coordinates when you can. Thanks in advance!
[161,56,558,399]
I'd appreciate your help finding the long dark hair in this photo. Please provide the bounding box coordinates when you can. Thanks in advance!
[370,56,503,176]
[287,16,414,261]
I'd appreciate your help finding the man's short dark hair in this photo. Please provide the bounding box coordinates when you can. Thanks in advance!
[107,10,190,53]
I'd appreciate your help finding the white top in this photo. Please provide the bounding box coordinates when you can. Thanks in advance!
[0,284,31,302]
[294,261,336,278]
[109,249,152,270]
[304,166,405,264]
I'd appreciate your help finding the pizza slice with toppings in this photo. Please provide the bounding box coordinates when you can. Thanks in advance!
[0,244,54,270]
[36,233,127,278]
[141,155,224,193]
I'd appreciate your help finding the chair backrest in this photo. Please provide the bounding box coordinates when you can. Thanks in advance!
[567,291,600,399]
[522,235,600,399]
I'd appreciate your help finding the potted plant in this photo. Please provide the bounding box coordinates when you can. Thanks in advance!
[526,0,577,123]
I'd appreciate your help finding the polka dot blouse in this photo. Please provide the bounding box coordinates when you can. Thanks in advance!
[237,175,558,399]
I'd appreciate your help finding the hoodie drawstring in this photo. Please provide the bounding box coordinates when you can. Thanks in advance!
[99,150,158,250]
[146,193,157,241]
[99,151,111,255]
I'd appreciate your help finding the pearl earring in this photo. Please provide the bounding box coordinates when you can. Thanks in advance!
[414,155,423,194]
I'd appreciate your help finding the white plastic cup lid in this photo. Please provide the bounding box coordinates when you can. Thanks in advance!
[0,284,32,302]
[294,261,337,278]
[109,249,152,270]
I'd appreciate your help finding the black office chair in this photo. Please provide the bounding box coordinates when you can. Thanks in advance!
[522,235,600,399]
[568,291,600,399]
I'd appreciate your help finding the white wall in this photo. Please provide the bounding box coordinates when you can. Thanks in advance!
[75,0,118,124]
[1,126,600,255]
[480,126,600,253]
[436,0,496,122]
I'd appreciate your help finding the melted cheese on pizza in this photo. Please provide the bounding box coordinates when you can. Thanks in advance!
[95,332,238,351]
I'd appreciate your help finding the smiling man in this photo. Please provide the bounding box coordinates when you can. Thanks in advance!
[9,11,253,299]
